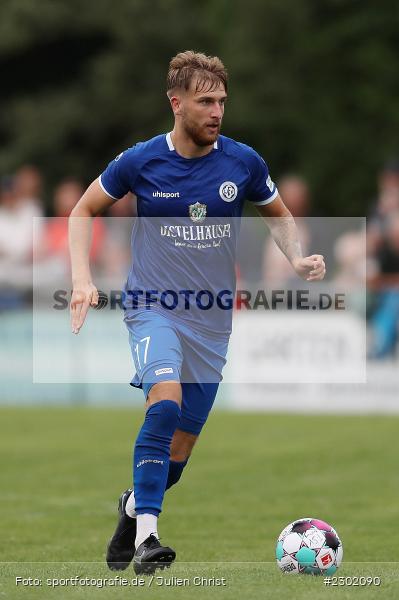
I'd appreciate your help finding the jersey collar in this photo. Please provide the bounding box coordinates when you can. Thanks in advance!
[166,132,218,151]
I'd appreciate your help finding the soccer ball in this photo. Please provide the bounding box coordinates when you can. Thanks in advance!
[276,517,343,575]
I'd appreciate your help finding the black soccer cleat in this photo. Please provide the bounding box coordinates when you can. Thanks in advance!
[106,489,137,571]
[133,534,176,575]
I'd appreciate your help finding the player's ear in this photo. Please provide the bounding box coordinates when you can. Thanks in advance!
[168,91,183,116]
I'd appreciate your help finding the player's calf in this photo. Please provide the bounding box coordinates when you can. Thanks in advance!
[133,399,181,548]
[166,429,198,488]
[170,428,198,461]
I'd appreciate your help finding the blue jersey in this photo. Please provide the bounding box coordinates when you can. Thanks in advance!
[99,132,278,334]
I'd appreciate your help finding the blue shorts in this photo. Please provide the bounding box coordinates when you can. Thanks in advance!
[124,309,229,435]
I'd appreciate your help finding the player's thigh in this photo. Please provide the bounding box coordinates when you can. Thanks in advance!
[125,310,183,395]
[177,328,227,436]
[180,325,229,388]
[179,382,220,436]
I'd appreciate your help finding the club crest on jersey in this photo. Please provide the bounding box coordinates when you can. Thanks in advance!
[219,181,238,202]
[189,202,207,223]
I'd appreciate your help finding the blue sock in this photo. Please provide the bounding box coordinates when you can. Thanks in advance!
[166,459,188,490]
[133,400,181,516]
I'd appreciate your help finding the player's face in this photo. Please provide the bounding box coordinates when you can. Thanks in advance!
[179,79,227,147]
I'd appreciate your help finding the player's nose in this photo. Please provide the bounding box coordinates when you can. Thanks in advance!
[210,102,223,119]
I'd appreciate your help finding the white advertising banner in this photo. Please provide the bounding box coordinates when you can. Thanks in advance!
[226,311,366,384]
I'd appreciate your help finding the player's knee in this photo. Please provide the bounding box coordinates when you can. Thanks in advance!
[143,398,182,441]
[147,381,182,405]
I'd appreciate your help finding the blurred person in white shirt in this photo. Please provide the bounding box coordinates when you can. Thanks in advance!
[0,168,43,303]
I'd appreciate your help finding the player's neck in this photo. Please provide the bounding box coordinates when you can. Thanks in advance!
[170,128,214,159]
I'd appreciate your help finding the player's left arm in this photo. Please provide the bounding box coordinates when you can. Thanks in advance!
[256,195,326,282]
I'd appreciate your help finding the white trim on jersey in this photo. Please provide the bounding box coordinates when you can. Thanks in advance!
[98,175,120,200]
[166,132,218,151]
[166,132,174,151]
[251,187,279,206]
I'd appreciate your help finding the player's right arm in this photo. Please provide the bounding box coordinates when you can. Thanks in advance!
[70,147,136,333]
[69,178,116,334]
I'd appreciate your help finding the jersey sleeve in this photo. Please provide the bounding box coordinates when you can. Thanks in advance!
[246,149,278,206]
[99,147,138,200]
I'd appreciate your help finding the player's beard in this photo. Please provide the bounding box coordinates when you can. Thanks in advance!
[182,116,221,147]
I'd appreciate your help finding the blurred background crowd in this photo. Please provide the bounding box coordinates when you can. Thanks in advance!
[0,0,398,368]
[0,166,133,306]
[0,159,398,359]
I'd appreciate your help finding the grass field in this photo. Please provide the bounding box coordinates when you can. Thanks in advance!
[1,407,398,599]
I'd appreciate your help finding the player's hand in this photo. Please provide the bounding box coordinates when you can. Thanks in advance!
[292,255,326,281]
[70,282,99,334]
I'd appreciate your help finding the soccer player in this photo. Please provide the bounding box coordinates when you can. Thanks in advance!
[69,51,326,575]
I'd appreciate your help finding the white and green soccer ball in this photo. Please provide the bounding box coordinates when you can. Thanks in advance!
[276,517,343,575]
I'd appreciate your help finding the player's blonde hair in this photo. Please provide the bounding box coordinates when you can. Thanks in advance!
[166,50,228,95]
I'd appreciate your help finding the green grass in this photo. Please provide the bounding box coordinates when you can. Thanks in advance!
[0,407,398,599]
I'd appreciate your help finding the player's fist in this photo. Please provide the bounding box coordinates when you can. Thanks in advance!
[292,254,326,281]
[70,282,99,334]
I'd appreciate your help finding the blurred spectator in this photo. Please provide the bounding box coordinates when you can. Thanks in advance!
[262,175,311,288]
[334,228,367,289]
[332,226,367,318]
[367,159,399,250]
[368,212,399,359]
[0,168,44,308]
[35,179,106,284]
[13,165,43,210]
[367,159,399,359]
[378,158,399,195]
[274,174,310,218]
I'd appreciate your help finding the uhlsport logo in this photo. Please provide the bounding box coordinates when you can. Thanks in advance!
[153,190,180,198]
[155,368,174,376]
[189,202,207,223]
[136,459,164,468]
[219,181,238,202]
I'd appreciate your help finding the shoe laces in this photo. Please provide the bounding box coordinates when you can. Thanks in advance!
[147,534,161,548]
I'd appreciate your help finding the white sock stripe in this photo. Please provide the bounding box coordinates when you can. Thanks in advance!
[135,513,159,549]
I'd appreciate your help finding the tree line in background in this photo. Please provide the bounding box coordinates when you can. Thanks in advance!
[0,0,398,215]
